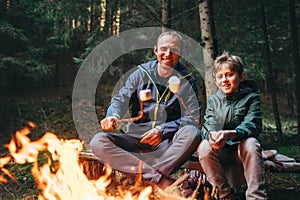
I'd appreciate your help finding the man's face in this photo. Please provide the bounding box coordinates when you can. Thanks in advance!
[154,35,181,69]
[214,64,245,94]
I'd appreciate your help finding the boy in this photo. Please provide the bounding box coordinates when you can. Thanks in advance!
[197,52,268,200]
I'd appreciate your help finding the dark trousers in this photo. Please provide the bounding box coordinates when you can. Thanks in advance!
[197,138,268,199]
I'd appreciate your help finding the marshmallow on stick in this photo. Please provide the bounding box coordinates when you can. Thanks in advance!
[168,76,180,94]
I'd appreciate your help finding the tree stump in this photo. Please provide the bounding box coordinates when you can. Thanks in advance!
[79,149,105,179]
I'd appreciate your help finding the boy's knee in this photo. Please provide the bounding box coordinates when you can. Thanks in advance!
[239,137,261,154]
[197,140,213,159]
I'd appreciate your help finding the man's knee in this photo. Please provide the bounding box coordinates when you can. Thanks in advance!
[90,132,110,156]
[178,125,201,139]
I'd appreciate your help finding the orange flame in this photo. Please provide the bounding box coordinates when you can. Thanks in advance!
[0,122,152,200]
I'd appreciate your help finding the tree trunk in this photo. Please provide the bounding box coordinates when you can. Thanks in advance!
[5,0,10,12]
[89,0,95,32]
[162,0,170,32]
[260,2,283,139]
[289,0,300,141]
[55,53,60,87]
[198,0,217,99]
[112,0,121,35]
[0,2,6,12]
[103,0,111,35]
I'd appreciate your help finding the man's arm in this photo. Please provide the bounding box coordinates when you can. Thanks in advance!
[106,70,140,119]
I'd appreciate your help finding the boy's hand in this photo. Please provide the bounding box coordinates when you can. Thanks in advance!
[208,131,222,150]
[210,131,226,150]
[209,130,237,150]
[140,128,163,146]
[101,116,118,131]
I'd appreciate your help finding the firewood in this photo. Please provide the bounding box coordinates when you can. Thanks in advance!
[155,186,193,200]
[165,173,189,193]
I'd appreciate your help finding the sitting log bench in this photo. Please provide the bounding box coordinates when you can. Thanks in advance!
[79,149,300,199]
[79,149,300,184]
[78,149,206,180]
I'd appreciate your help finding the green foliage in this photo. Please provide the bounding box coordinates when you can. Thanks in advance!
[212,0,299,97]
[275,145,300,158]
[0,57,22,69]
[73,30,107,65]
[0,19,29,45]
[35,0,90,48]
[0,56,53,91]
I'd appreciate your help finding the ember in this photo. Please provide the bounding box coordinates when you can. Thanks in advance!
[0,122,153,200]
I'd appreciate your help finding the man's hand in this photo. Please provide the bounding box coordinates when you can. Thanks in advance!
[140,128,163,146]
[101,116,118,131]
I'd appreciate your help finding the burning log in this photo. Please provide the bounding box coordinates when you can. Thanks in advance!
[78,149,209,200]
[78,149,105,180]
[0,122,155,200]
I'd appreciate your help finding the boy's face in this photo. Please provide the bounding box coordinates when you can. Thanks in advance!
[154,35,181,69]
[214,64,245,94]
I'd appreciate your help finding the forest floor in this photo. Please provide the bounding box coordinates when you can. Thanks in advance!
[0,64,299,200]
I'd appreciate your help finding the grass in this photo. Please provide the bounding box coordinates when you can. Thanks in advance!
[0,163,39,200]
[274,145,300,160]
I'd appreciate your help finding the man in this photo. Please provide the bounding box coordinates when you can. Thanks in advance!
[90,31,201,189]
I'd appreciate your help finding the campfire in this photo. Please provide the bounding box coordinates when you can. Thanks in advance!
[0,122,153,200]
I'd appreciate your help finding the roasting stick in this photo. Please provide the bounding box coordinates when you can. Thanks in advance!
[116,89,151,124]
[168,76,210,132]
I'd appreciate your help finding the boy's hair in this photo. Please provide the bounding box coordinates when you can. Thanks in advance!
[212,52,244,78]
[156,31,183,52]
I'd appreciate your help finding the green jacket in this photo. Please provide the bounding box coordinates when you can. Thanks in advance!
[202,80,262,145]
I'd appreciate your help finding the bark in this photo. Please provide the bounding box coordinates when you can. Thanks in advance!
[260,2,283,138]
[198,0,217,98]
[1,0,6,12]
[55,52,60,87]
[103,0,111,35]
[162,0,170,32]
[5,0,10,11]
[289,0,300,141]
[89,0,96,32]
[108,0,120,35]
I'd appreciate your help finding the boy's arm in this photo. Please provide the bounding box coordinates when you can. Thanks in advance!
[201,97,222,139]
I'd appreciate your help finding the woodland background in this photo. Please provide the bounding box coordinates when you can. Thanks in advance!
[0,0,299,199]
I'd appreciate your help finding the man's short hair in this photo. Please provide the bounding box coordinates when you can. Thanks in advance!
[156,31,183,52]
